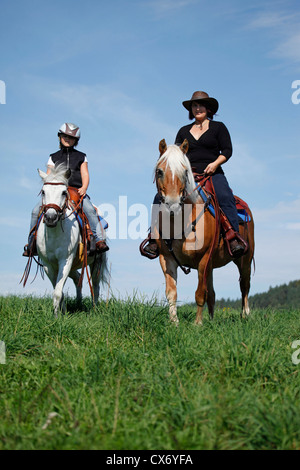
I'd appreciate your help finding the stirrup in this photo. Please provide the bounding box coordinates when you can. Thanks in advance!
[140,236,159,259]
[225,233,248,258]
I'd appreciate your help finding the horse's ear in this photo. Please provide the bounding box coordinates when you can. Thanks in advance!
[65,168,71,180]
[180,139,189,154]
[159,139,167,156]
[38,169,47,180]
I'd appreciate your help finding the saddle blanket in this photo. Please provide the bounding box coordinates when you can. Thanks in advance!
[197,187,251,223]
[75,212,108,231]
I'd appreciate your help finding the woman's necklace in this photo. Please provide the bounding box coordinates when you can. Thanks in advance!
[194,119,207,130]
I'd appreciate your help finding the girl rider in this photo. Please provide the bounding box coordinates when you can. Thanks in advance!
[23,123,108,256]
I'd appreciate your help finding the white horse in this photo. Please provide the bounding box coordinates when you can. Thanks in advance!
[36,165,108,315]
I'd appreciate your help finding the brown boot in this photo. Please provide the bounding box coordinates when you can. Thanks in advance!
[229,239,245,259]
[23,244,31,257]
[22,234,37,257]
[96,240,109,253]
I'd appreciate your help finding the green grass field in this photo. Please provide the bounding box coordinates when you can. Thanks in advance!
[1,294,300,450]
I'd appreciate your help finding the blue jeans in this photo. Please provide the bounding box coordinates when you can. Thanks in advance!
[82,195,104,242]
[211,173,239,232]
[152,173,239,232]
[30,195,104,242]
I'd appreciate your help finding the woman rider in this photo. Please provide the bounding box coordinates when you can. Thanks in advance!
[144,91,245,258]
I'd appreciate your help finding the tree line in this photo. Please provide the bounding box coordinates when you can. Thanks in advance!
[215,280,300,309]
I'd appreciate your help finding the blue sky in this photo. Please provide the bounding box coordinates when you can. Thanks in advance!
[1,0,300,304]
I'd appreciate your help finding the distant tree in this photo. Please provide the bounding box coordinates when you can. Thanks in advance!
[214,280,300,309]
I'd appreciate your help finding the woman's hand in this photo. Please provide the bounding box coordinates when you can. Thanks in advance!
[204,155,227,175]
[204,162,219,175]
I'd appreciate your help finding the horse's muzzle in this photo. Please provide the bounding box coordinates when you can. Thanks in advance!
[163,201,183,217]
[44,208,60,227]
[42,202,65,227]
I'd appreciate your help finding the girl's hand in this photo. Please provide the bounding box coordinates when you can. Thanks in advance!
[78,186,87,197]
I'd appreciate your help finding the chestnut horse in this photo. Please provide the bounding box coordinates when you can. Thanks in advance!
[152,139,254,325]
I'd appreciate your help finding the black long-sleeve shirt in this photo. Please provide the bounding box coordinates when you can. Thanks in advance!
[175,120,232,175]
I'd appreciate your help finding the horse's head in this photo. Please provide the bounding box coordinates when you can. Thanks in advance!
[38,166,71,227]
[155,139,196,215]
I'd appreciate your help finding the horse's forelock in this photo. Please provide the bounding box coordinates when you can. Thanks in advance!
[157,145,185,179]
[156,145,198,202]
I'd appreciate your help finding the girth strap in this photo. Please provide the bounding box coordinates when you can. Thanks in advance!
[164,239,191,275]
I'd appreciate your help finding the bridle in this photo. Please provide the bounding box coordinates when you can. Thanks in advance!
[41,182,69,220]
[155,167,189,207]
[154,165,191,274]
[154,166,215,276]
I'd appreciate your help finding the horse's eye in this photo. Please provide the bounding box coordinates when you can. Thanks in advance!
[41,190,45,196]
[156,168,164,178]
[62,190,67,196]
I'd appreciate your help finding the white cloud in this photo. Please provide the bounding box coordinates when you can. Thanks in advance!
[286,223,300,230]
[274,32,300,63]
[226,141,266,188]
[247,8,300,66]
[254,198,300,226]
[248,11,295,30]
[24,76,176,143]
[0,217,27,228]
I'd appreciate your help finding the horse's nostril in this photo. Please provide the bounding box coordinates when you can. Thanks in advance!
[44,210,58,226]
[46,212,56,221]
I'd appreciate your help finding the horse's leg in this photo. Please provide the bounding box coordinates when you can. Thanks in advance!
[90,257,101,304]
[69,270,82,305]
[43,264,57,287]
[235,258,251,318]
[53,258,74,315]
[206,270,215,320]
[159,255,178,324]
[195,255,212,325]
[43,264,62,317]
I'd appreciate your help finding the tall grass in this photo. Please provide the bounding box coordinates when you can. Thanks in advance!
[0,295,300,450]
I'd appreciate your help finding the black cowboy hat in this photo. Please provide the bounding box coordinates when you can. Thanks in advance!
[182,91,219,115]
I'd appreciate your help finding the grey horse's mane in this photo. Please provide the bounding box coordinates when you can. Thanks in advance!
[44,163,70,185]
